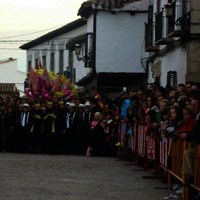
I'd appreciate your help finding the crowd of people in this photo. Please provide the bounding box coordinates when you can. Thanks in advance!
[0,81,200,172]
[0,92,120,156]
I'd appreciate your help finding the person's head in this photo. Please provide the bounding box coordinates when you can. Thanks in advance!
[190,93,200,115]
[157,95,164,106]
[94,112,102,121]
[46,101,54,110]
[68,103,76,112]
[162,109,170,121]
[177,83,186,96]
[22,103,30,112]
[78,104,84,112]
[84,101,91,112]
[182,107,194,121]
[146,95,157,108]
[106,111,113,120]
[33,103,40,111]
[103,104,110,112]
[58,101,65,109]
[191,82,200,91]
[170,106,182,121]
[185,81,194,93]
[136,90,143,99]
[159,99,169,111]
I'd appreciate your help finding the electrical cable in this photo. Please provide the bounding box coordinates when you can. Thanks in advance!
[0,23,67,39]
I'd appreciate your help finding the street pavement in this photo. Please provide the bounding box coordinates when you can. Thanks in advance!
[0,153,170,200]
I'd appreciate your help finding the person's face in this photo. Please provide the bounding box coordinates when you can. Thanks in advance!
[183,110,192,121]
[191,85,198,91]
[170,108,177,120]
[23,106,29,112]
[104,105,109,112]
[69,107,75,112]
[84,106,90,112]
[47,104,53,109]
[186,83,192,92]
[191,99,200,115]
[177,86,185,95]
[158,96,164,105]
[169,90,176,98]
[146,97,152,108]
[159,101,167,111]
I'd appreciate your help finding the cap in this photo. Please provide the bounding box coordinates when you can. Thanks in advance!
[78,104,84,107]
[84,101,91,107]
[58,101,64,105]
[46,101,53,106]
[23,103,29,107]
[34,103,40,108]
[66,102,71,106]
[69,102,75,107]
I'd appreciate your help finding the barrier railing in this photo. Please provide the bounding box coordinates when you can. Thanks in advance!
[117,119,200,200]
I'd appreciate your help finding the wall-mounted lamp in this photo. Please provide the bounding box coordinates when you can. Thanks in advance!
[165,3,173,17]
[74,33,93,68]
[74,43,84,61]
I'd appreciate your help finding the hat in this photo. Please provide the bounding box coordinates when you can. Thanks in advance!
[69,103,75,107]
[46,101,53,106]
[34,103,40,108]
[58,101,64,105]
[178,95,189,102]
[23,103,29,107]
[78,104,84,107]
[66,102,71,106]
[84,101,91,107]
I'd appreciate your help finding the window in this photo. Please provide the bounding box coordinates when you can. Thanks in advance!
[59,50,64,74]
[50,52,55,71]
[42,55,46,68]
[28,61,32,71]
[167,71,177,89]
[35,58,39,69]
[28,54,32,71]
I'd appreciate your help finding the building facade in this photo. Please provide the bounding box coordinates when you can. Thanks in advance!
[0,58,26,96]
[145,0,200,88]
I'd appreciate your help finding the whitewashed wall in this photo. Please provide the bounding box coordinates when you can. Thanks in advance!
[0,59,26,95]
[148,47,187,86]
[26,25,87,74]
[95,11,148,73]
[161,47,187,85]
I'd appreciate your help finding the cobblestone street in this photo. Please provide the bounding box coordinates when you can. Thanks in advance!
[0,153,170,200]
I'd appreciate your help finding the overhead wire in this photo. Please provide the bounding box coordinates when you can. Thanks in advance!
[0,23,67,39]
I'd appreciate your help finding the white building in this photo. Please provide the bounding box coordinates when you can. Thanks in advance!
[20,0,150,98]
[144,0,200,88]
[0,58,26,96]
[69,0,149,97]
[20,18,87,84]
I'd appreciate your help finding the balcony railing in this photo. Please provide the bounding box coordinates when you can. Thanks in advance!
[167,0,190,37]
[145,22,158,52]
[155,10,173,45]
[144,6,158,52]
[155,11,163,44]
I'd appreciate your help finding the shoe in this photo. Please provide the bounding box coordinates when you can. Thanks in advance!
[176,188,183,194]
[172,184,180,191]
[115,142,121,147]
[169,193,181,199]
[115,142,124,147]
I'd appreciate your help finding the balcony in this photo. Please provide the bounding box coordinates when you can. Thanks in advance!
[144,6,158,52]
[145,22,158,52]
[155,10,173,45]
[167,1,190,38]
